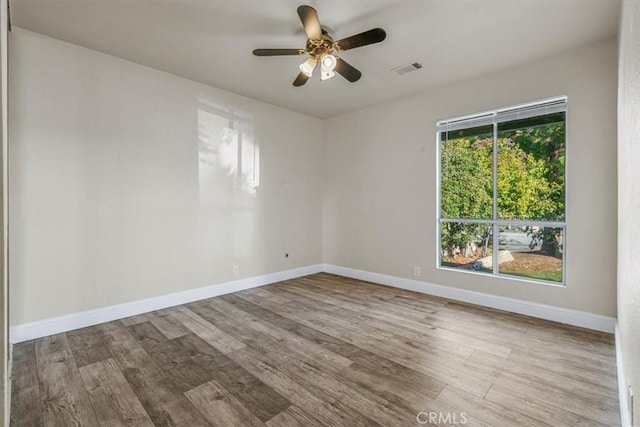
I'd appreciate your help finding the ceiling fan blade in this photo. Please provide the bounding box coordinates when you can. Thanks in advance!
[253,48,303,56]
[293,72,310,87]
[335,28,386,51]
[297,5,322,40]
[334,57,362,82]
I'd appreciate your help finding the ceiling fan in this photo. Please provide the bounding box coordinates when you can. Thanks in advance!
[253,5,386,86]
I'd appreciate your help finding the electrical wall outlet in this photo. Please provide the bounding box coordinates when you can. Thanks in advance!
[413,266,421,277]
[232,265,239,277]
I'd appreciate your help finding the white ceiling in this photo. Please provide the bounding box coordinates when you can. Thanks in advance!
[11,0,620,118]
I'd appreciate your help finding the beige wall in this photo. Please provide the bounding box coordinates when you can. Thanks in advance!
[618,1,640,424]
[324,38,618,316]
[9,29,324,325]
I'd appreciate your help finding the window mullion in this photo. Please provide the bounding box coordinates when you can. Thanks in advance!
[492,121,498,275]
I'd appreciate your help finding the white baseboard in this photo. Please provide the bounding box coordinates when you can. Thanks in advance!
[9,264,323,343]
[616,322,631,427]
[10,262,616,343]
[322,264,616,333]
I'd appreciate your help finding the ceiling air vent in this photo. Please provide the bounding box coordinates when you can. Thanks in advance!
[391,62,423,75]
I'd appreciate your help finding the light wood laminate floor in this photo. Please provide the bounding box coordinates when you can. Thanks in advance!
[10,273,620,426]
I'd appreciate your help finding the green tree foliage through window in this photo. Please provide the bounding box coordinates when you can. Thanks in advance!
[440,127,493,220]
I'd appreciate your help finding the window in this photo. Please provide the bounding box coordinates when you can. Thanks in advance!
[437,97,566,285]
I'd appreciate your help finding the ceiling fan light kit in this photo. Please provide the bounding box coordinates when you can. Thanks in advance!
[299,57,317,77]
[253,5,386,87]
[320,53,337,80]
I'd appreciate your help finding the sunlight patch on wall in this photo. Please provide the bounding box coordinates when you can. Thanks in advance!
[197,100,260,260]
[198,105,260,201]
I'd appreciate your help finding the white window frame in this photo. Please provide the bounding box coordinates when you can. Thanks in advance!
[436,96,568,287]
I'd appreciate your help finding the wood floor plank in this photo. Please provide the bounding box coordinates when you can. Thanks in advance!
[275,280,369,313]
[229,345,383,427]
[507,348,617,385]
[341,361,445,406]
[67,326,111,368]
[79,358,154,426]
[166,306,245,354]
[387,293,449,312]
[218,295,354,370]
[237,287,292,305]
[127,321,213,393]
[36,335,99,426]
[10,347,43,427]
[310,274,451,308]
[185,380,265,427]
[468,349,619,407]
[144,311,190,340]
[174,332,291,422]
[189,299,351,378]
[231,290,448,398]
[443,301,616,367]
[338,363,491,427]
[118,314,149,327]
[35,333,72,359]
[436,385,553,427]
[279,358,413,426]
[267,283,502,360]
[97,321,210,426]
[232,290,363,349]
[355,308,478,358]
[12,340,36,363]
[489,370,621,425]
[12,273,620,427]
[265,405,324,427]
[485,384,613,427]
[240,293,494,397]
[222,325,419,427]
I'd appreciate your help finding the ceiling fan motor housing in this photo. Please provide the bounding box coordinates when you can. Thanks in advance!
[305,34,339,59]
